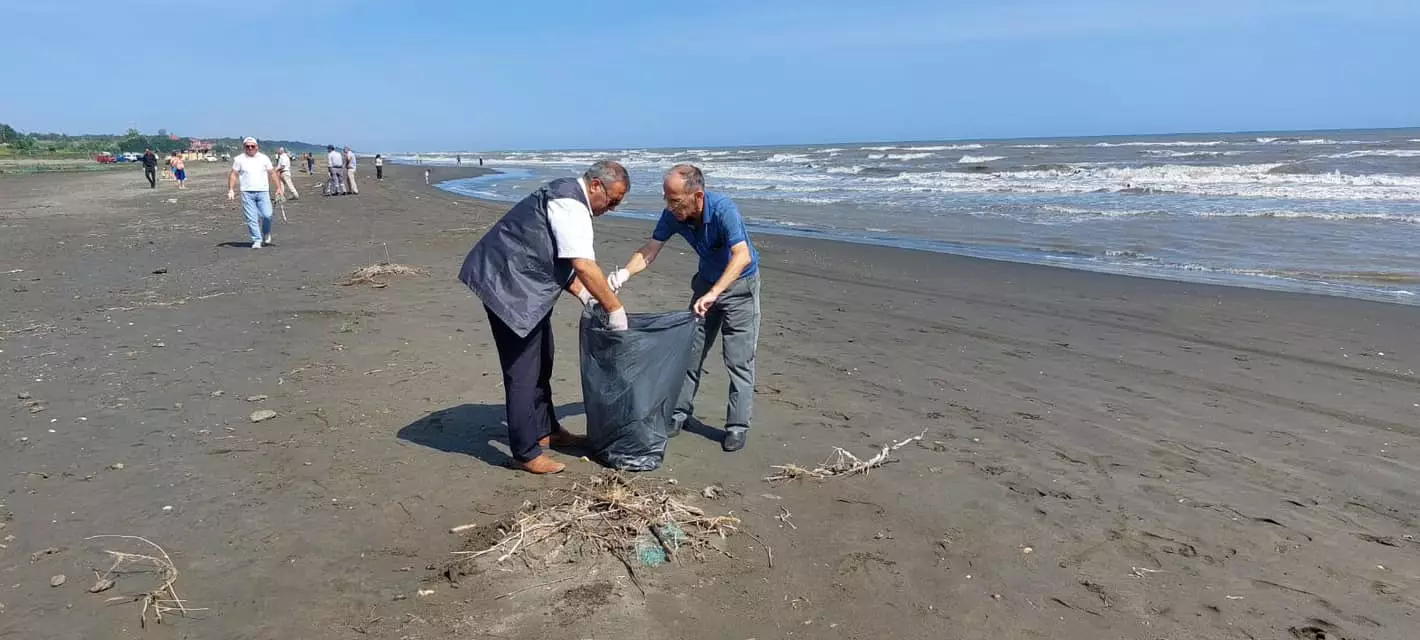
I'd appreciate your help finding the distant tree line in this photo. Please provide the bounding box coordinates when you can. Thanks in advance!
[0,123,327,157]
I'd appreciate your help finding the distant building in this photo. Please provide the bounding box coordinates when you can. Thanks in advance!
[184,138,215,161]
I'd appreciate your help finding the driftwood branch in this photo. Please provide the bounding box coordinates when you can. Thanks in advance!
[765,430,928,482]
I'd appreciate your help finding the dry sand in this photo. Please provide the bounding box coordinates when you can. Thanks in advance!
[1,161,1417,639]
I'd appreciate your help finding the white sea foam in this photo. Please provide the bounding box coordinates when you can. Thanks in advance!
[886,152,935,161]
[1321,149,1420,159]
[1009,144,1059,149]
[765,153,810,163]
[1142,150,1246,158]
[958,155,1006,163]
[1093,140,1229,148]
[907,144,983,151]
[1256,137,1279,144]
[1196,210,1420,223]
[1038,205,1161,218]
[872,163,1420,201]
[859,144,982,152]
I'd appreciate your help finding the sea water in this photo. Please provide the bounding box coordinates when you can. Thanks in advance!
[411,128,1420,304]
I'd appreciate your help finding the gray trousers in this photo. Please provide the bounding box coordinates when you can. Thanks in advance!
[676,273,761,430]
[327,167,347,195]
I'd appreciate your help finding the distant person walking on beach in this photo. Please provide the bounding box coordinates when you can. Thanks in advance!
[424,168,431,185]
[227,137,285,249]
[608,164,762,452]
[141,148,158,188]
[456,154,462,165]
[304,152,315,174]
[374,154,384,180]
[456,160,632,474]
[171,152,187,189]
[344,146,359,195]
[325,145,347,196]
[275,147,300,200]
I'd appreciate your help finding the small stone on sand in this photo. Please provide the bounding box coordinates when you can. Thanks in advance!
[109,463,125,470]
[50,575,66,587]
[250,409,277,423]
[17,392,31,400]
[246,395,268,402]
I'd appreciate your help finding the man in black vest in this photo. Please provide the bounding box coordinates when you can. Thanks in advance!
[140,148,158,188]
[458,161,631,474]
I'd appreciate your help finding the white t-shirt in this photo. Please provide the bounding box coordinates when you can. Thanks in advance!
[546,178,596,260]
[276,152,291,172]
[374,157,383,167]
[327,150,344,168]
[231,153,274,192]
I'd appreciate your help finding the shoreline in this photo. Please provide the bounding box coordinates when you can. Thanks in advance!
[432,170,1420,308]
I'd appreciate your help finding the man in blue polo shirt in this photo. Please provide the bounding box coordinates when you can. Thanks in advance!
[608,164,761,452]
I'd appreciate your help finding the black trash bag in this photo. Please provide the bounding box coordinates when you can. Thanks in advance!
[579,309,698,471]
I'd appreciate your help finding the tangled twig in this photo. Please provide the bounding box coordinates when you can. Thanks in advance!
[84,535,204,627]
[765,430,928,482]
[340,263,428,286]
[450,473,739,572]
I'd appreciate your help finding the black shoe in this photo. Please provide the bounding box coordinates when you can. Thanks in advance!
[722,428,748,452]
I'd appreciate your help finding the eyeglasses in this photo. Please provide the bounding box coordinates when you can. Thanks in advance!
[244,145,257,149]
[595,180,624,210]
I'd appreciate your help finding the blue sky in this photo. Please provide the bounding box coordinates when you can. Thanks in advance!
[2,0,1416,151]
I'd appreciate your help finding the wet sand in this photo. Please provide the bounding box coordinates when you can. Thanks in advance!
[1,162,1417,639]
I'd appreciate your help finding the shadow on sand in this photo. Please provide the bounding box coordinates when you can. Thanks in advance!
[397,402,585,467]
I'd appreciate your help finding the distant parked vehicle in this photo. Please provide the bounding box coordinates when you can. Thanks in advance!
[95,153,116,164]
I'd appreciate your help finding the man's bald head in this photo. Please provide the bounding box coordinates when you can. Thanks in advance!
[663,164,706,223]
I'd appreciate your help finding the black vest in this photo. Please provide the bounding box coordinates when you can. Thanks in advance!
[458,178,586,337]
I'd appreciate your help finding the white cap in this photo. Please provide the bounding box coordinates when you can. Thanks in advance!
[242,137,258,145]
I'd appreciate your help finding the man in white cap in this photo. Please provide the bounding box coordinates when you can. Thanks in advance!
[227,137,285,249]
[275,147,299,200]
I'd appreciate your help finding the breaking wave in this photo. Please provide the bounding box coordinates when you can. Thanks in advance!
[958,155,1006,164]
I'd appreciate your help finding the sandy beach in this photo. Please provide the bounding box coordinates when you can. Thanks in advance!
[1,161,1417,639]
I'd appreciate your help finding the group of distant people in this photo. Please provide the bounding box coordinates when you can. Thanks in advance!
[323,144,369,196]
[139,147,188,190]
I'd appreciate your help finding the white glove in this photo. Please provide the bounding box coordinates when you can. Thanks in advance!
[576,288,596,307]
[607,308,629,332]
[607,268,631,291]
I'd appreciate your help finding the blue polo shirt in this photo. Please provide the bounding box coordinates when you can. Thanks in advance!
[652,191,760,283]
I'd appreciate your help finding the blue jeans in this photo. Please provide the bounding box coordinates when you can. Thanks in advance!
[240,190,274,243]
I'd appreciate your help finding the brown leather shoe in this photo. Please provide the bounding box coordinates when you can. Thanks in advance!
[539,429,586,449]
[517,454,566,475]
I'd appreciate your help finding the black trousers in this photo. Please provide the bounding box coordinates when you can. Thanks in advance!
[486,306,560,462]
[144,166,156,188]
[376,165,384,180]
